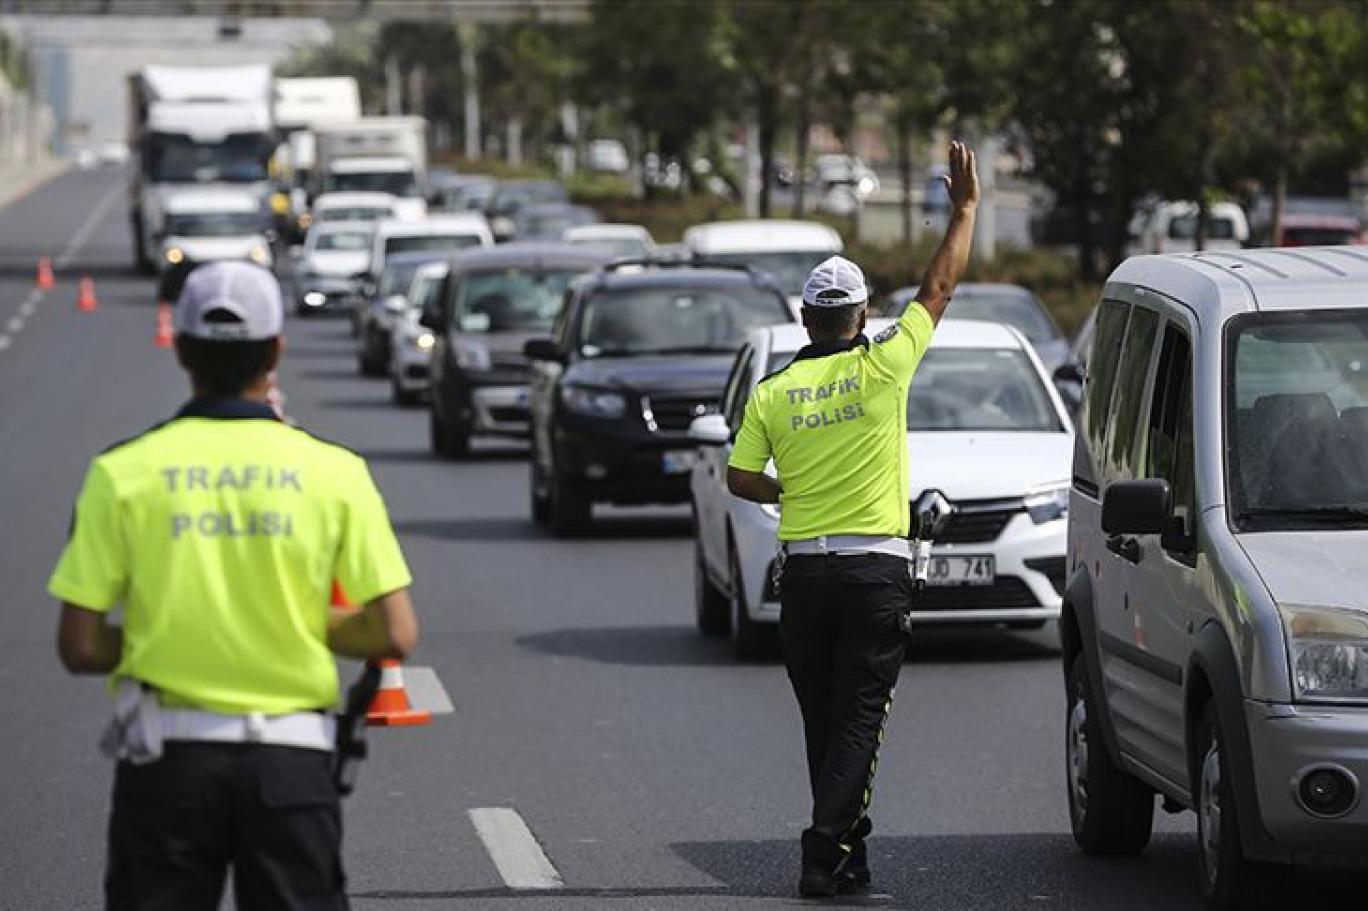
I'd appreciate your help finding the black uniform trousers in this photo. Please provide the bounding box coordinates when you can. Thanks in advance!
[779,552,911,873]
[106,742,348,911]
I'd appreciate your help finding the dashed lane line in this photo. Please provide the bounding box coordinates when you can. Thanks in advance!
[19,299,36,318]
[0,335,10,351]
[468,807,564,891]
[6,316,22,333]
[54,177,126,271]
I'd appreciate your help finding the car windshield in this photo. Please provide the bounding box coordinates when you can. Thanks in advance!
[702,250,833,297]
[579,285,788,357]
[385,234,483,257]
[571,237,650,259]
[1228,312,1368,528]
[894,289,1059,345]
[907,348,1061,431]
[518,210,595,239]
[454,268,582,334]
[494,184,567,214]
[313,230,371,252]
[147,132,272,182]
[165,212,261,237]
[379,260,434,298]
[318,206,389,223]
[326,171,418,196]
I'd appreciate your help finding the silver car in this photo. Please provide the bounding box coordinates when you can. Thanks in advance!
[1064,247,1368,908]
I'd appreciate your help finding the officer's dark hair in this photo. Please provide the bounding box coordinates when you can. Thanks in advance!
[176,335,278,397]
[802,303,865,340]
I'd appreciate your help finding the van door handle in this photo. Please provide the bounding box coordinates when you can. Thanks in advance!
[1106,534,1141,564]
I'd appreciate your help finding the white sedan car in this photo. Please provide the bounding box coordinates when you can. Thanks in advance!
[690,318,1074,658]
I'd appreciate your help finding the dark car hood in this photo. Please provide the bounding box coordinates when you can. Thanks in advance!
[564,354,734,395]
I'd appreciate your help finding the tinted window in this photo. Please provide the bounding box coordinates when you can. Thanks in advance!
[1146,324,1195,530]
[1168,215,1235,241]
[577,286,789,356]
[722,347,755,433]
[907,348,1062,432]
[1106,306,1161,480]
[165,212,262,236]
[326,171,418,196]
[317,206,389,223]
[147,132,272,182]
[453,268,583,334]
[314,230,371,251]
[1083,300,1130,461]
[386,234,483,257]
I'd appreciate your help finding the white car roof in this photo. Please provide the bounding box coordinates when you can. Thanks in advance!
[162,189,259,214]
[683,219,843,254]
[563,223,653,242]
[756,318,1029,356]
[1109,247,1368,321]
[375,214,490,238]
[314,192,396,210]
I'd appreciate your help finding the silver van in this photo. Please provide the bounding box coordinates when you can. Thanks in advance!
[1064,248,1368,908]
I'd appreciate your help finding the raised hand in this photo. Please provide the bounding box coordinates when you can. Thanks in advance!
[943,140,980,213]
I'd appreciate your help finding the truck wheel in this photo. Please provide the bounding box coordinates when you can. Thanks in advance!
[1065,658,1154,854]
[694,531,729,636]
[1196,703,1289,910]
[549,471,591,536]
[729,542,775,660]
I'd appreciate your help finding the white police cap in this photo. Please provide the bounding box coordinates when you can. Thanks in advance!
[175,261,284,342]
[801,255,869,308]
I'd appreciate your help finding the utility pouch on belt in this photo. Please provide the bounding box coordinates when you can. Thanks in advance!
[332,662,382,796]
[100,679,164,765]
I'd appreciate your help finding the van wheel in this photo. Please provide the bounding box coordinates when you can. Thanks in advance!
[729,542,775,660]
[1196,704,1289,910]
[694,531,729,636]
[1065,659,1154,854]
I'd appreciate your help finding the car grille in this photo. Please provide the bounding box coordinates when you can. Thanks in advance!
[913,497,1023,544]
[489,406,528,424]
[642,394,718,433]
[491,352,527,373]
[915,577,1039,610]
[1024,556,1066,596]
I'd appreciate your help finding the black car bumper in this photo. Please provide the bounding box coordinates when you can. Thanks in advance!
[555,421,698,505]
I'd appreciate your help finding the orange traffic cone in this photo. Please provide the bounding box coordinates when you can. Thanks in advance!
[155,302,174,349]
[77,277,98,312]
[35,257,54,291]
[366,660,431,727]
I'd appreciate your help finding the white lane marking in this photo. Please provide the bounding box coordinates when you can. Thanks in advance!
[0,334,10,351]
[53,177,125,270]
[400,666,455,714]
[6,316,22,333]
[19,300,36,318]
[468,808,564,890]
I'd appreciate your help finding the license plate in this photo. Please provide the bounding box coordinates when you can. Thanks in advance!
[662,450,699,474]
[926,555,995,586]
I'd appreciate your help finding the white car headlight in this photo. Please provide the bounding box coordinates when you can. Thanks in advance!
[561,385,627,419]
[414,331,435,351]
[1280,604,1368,702]
[454,339,491,371]
[248,244,271,266]
[1024,481,1070,524]
[164,246,185,265]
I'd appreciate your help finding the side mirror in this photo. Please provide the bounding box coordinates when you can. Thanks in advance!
[912,489,954,541]
[1053,362,1084,386]
[1102,479,1171,535]
[382,294,407,314]
[688,413,730,446]
[419,300,445,332]
[523,338,563,362]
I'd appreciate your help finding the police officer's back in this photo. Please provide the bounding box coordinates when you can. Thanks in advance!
[51,262,418,910]
[727,141,979,898]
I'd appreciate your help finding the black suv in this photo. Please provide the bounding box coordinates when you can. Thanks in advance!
[420,243,611,457]
[524,261,794,534]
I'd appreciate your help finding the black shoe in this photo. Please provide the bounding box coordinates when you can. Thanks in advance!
[799,865,838,898]
[837,867,872,896]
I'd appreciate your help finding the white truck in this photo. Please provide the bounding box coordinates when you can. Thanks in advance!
[127,63,276,274]
[312,118,428,221]
[273,77,362,236]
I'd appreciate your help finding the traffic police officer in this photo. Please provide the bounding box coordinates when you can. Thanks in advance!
[50,261,419,910]
[727,141,979,898]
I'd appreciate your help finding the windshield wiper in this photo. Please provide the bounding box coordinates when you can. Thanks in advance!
[1240,506,1368,523]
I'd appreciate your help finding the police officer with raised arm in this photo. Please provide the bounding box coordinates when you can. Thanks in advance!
[727,141,979,898]
[50,261,419,910]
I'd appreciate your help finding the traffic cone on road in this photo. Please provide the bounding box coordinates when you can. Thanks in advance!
[35,257,54,291]
[366,660,432,727]
[77,277,98,312]
[154,302,174,349]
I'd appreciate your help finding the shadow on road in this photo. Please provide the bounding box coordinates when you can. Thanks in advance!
[394,517,539,541]
[282,343,355,360]
[673,832,1205,910]
[315,396,403,411]
[297,366,362,381]
[517,625,734,667]
[904,627,1060,664]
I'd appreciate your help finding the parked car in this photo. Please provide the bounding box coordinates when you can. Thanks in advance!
[1132,200,1249,255]
[587,138,630,174]
[887,282,1069,370]
[422,243,612,457]
[356,250,450,376]
[690,319,1073,657]
[388,260,448,406]
[1273,212,1364,247]
[294,222,373,316]
[524,261,794,534]
[484,180,569,242]
[1063,247,1368,908]
[511,203,599,242]
[682,219,843,313]
[563,223,656,260]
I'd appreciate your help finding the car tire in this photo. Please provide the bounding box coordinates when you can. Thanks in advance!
[729,540,775,660]
[392,378,419,407]
[359,330,386,377]
[528,439,551,525]
[431,409,470,460]
[694,528,729,637]
[549,469,591,536]
[1195,703,1290,910]
[1065,658,1154,854]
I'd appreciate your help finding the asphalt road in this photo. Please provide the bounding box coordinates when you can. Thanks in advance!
[0,168,1210,911]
